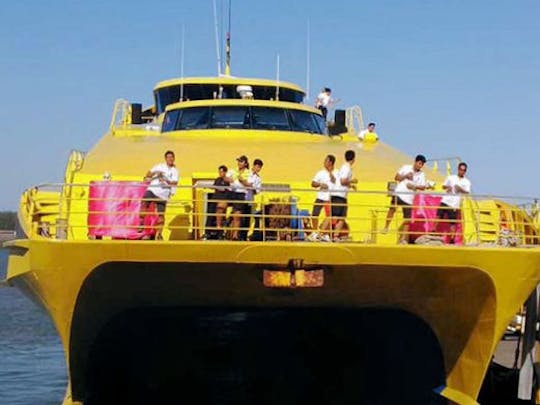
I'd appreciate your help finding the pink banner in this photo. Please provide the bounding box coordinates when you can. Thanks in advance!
[409,194,463,244]
[88,181,158,239]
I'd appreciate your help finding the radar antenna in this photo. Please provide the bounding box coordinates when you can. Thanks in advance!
[212,0,222,76]
[225,0,232,75]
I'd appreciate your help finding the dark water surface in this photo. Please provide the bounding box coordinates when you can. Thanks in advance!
[0,248,67,405]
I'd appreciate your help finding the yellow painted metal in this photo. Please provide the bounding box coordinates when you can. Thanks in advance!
[6,74,540,404]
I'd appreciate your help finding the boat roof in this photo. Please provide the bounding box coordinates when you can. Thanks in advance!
[165,99,320,114]
[154,76,305,94]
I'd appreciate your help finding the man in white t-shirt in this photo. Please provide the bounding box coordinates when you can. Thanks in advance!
[239,158,264,240]
[141,150,179,240]
[308,154,337,241]
[382,154,434,243]
[436,162,471,243]
[314,87,332,119]
[357,122,379,142]
[320,150,357,242]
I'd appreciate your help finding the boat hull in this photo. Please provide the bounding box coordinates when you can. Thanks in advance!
[6,239,540,404]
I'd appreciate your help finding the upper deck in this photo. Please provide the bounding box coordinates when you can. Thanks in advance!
[154,76,306,115]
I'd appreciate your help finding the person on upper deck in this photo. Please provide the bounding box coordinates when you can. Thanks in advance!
[358,122,379,142]
[320,150,357,242]
[308,154,337,241]
[227,155,251,241]
[203,165,231,240]
[141,150,179,240]
[436,162,471,244]
[239,158,264,240]
[382,154,434,243]
[315,87,332,120]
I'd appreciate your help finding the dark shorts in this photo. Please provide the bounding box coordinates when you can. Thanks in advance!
[143,189,166,214]
[312,198,328,217]
[231,192,247,212]
[390,195,411,219]
[330,196,347,218]
[437,203,459,221]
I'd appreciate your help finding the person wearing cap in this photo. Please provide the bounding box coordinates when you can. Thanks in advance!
[226,155,250,240]
[358,122,379,142]
[238,158,264,240]
[382,154,434,243]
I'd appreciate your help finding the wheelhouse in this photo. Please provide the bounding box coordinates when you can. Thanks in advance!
[154,77,305,114]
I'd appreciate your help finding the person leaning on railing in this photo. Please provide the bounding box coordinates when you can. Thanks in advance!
[382,154,434,244]
[226,155,251,241]
[140,150,179,240]
[436,162,471,244]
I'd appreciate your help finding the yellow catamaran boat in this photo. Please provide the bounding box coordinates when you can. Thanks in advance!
[4,49,540,404]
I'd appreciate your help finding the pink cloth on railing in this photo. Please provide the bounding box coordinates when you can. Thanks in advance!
[409,194,463,244]
[88,181,158,239]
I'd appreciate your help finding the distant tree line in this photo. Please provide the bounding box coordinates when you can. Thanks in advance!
[0,211,17,230]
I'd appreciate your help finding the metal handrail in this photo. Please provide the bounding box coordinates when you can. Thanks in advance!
[21,182,540,246]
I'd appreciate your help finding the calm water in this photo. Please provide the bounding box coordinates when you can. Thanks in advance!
[0,248,67,405]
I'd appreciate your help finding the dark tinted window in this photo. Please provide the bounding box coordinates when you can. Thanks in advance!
[155,84,304,113]
[313,114,328,134]
[162,106,325,135]
[177,107,210,130]
[252,107,290,130]
[289,110,320,133]
[210,106,250,129]
[162,110,180,132]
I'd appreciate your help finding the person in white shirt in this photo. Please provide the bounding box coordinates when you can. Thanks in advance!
[227,155,251,240]
[358,122,379,142]
[308,154,337,241]
[141,150,179,240]
[382,154,434,243]
[314,87,332,119]
[320,150,357,242]
[239,158,264,240]
[436,162,471,243]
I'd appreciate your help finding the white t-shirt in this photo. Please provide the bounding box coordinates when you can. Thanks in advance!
[147,163,179,200]
[394,164,426,205]
[441,175,471,209]
[315,92,331,108]
[358,129,379,141]
[312,169,337,201]
[228,168,250,195]
[245,172,262,201]
[331,162,353,199]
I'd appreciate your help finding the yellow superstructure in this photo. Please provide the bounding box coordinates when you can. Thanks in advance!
[4,74,540,405]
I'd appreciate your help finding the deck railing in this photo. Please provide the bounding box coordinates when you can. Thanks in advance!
[21,182,540,247]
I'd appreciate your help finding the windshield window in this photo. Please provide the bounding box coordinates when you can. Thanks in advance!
[252,107,290,130]
[177,107,210,130]
[162,110,180,132]
[162,106,325,134]
[289,110,321,133]
[313,114,328,134]
[210,106,250,129]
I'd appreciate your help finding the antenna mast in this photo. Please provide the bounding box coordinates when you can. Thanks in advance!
[225,0,232,75]
[180,24,185,101]
[306,19,311,101]
[212,0,222,76]
[275,53,280,101]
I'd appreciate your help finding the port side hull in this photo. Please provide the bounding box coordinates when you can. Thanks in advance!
[6,240,540,404]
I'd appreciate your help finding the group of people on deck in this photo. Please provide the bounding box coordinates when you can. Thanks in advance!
[141,149,471,244]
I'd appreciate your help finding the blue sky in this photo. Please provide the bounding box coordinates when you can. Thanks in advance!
[0,0,539,209]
